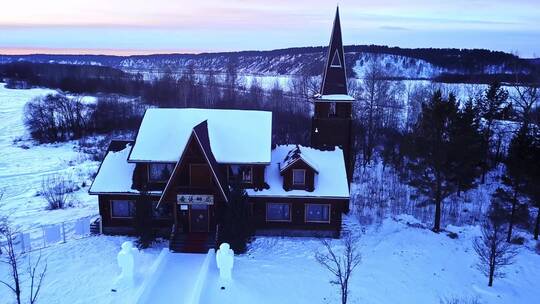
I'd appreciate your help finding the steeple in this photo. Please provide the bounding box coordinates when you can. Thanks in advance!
[320,6,348,96]
[311,6,354,183]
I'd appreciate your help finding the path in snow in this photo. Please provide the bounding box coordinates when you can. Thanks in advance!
[141,253,208,303]
[0,84,99,231]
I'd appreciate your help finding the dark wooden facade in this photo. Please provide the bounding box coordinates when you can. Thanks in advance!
[249,197,347,237]
[93,9,354,251]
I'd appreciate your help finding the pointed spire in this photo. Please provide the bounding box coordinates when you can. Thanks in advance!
[320,6,348,95]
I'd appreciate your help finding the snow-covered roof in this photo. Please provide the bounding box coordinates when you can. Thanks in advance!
[247,145,349,198]
[89,144,139,194]
[280,145,319,173]
[129,108,272,164]
[314,94,355,102]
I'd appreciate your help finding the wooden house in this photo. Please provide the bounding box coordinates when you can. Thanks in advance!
[89,8,354,252]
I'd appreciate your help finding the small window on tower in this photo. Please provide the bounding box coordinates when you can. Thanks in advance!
[330,50,342,67]
[329,102,336,117]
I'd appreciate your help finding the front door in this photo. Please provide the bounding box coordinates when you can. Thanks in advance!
[190,204,209,232]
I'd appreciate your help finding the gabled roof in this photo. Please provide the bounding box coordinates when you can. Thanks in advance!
[247,145,349,199]
[280,145,319,174]
[157,121,229,207]
[89,140,160,195]
[320,6,349,97]
[128,108,272,164]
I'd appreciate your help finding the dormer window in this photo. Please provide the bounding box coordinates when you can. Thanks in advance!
[292,169,306,185]
[148,163,174,183]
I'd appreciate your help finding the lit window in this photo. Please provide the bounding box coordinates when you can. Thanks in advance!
[292,169,306,185]
[266,203,291,222]
[152,201,172,219]
[149,163,174,182]
[305,204,330,223]
[111,200,136,218]
[329,102,336,116]
[228,165,253,183]
[241,166,253,183]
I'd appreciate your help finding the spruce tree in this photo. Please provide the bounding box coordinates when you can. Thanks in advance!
[218,179,253,253]
[399,90,483,232]
[450,98,483,197]
[501,124,539,241]
[477,82,509,182]
[399,90,457,232]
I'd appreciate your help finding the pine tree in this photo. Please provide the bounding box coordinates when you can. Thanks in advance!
[527,133,540,240]
[498,124,536,242]
[477,82,508,182]
[399,90,458,232]
[218,180,253,253]
[449,98,483,197]
[134,191,155,249]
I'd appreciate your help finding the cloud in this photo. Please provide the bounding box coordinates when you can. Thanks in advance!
[379,26,409,31]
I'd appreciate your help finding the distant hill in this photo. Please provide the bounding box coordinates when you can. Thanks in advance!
[1,45,538,83]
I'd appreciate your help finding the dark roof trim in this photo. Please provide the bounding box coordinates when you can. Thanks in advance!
[157,121,229,208]
[88,191,162,196]
[248,194,349,200]
[279,157,319,175]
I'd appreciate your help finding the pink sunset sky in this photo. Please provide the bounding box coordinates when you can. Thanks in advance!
[0,0,539,57]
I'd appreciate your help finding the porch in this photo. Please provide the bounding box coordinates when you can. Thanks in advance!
[169,225,217,253]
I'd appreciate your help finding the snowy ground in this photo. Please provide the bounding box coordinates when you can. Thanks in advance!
[201,215,540,304]
[1,85,539,304]
[0,83,100,231]
[2,215,538,304]
[0,236,165,304]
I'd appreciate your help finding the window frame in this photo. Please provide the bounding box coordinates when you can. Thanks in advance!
[304,203,331,223]
[265,203,292,222]
[292,169,306,186]
[328,102,336,117]
[110,200,136,219]
[148,163,175,183]
[241,165,253,183]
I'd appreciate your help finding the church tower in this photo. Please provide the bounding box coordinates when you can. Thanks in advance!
[311,7,354,181]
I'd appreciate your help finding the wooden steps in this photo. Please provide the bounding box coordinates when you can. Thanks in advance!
[169,232,216,253]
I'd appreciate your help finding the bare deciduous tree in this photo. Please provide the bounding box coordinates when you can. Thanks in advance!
[473,215,518,287]
[512,84,539,127]
[40,173,76,210]
[0,216,47,304]
[315,234,361,304]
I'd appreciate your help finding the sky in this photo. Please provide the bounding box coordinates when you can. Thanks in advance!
[0,0,539,57]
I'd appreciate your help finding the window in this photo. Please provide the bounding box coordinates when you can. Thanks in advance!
[292,169,306,185]
[330,50,342,67]
[111,200,136,218]
[305,204,330,223]
[266,203,291,222]
[227,165,253,183]
[241,166,253,183]
[329,102,336,117]
[148,163,174,182]
[152,201,172,219]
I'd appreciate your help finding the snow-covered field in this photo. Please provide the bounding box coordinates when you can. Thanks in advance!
[1,84,539,304]
[0,84,99,231]
[203,215,540,304]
